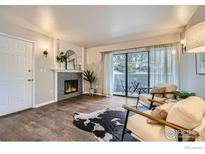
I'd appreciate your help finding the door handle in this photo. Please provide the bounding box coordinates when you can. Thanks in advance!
[27,79,33,82]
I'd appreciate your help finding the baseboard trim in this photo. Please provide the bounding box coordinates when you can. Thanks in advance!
[33,100,56,108]
[83,92,106,96]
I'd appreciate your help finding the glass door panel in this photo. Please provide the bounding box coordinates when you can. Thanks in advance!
[113,54,126,96]
[127,52,149,97]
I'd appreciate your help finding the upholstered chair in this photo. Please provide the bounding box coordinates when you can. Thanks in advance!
[136,84,177,110]
[122,96,205,141]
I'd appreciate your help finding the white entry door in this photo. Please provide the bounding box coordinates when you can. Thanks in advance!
[0,35,33,116]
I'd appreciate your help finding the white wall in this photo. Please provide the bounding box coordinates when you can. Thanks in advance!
[85,33,180,93]
[0,19,83,105]
[181,6,205,99]
[181,54,205,99]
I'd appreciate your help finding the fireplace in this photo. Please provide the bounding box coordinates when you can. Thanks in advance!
[64,80,78,94]
[55,72,82,101]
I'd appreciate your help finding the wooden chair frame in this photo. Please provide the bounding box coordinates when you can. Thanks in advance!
[121,104,199,142]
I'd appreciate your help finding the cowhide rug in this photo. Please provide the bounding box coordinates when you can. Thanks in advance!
[73,106,146,141]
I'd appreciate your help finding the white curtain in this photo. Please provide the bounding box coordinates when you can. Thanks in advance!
[103,53,113,97]
[149,44,179,87]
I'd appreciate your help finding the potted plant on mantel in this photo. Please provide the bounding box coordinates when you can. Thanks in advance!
[56,51,70,69]
[83,70,96,96]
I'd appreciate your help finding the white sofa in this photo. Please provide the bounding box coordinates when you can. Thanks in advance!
[122,96,205,141]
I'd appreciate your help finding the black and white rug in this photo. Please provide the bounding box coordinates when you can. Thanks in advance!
[73,106,145,141]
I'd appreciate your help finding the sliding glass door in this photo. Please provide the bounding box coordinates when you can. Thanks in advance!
[112,44,178,97]
[127,52,149,97]
[113,51,149,97]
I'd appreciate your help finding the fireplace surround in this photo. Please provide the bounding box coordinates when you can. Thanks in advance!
[52,69,82,101]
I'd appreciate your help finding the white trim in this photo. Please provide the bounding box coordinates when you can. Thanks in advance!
[32,42,36,108]
[53,38,58,69]
[33,100,56,108]
[54,71,58,102]
[0,32,34,43]
[51,69,82,73]
[83,91,105,96]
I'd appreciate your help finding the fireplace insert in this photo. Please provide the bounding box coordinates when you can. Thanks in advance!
[64,80,78,94]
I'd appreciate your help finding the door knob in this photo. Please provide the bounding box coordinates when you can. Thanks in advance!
[27,79,33,82]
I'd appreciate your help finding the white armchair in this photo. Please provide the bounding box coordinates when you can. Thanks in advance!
[122,96,205,141]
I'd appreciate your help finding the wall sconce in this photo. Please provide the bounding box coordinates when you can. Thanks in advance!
[43,45,48,57]
[181,39,186,54]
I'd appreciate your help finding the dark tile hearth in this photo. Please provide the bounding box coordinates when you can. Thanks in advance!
[0,95,136,141]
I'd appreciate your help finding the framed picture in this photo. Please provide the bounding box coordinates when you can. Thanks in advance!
[196,53,205,74]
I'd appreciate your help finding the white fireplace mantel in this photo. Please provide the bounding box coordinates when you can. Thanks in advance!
[51,69,83,73]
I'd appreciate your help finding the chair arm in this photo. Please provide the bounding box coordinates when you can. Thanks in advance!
[150,91,174,95]
[123,105,199,138]
[147,99,164,105]
[150,92,166,95]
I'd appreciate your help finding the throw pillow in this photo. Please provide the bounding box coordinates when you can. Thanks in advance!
[158,84,177,99]
[147,103,174,124]
[150,87,166,98]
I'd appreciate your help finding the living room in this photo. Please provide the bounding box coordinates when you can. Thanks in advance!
[0,1,205,154]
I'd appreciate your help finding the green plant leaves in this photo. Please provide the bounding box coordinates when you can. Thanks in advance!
[56,51,69,63]
[83,70,96,85]
[173,91,196,99]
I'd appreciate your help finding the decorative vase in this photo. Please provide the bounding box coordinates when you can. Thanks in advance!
[89,88,95,96]
[65,61,68,70]
[59,63,64,69]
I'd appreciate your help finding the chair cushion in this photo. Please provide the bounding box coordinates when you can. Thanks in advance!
[139,94,166,106]
[160,102,175,111]
[127,110,169,141]
[158,84,177,98]
[147,103,175,124]
[147,108,167,124]
[150,87,166,98]
[165,96,205,140]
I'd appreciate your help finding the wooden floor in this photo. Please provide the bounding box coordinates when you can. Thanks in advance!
[0,94,136,141]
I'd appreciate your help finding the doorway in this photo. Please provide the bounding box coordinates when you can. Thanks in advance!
[0,34,33,116]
